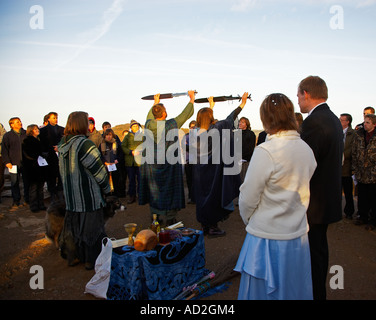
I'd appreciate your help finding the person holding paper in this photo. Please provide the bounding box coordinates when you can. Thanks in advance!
[99,128,124,197]
[2,117,28,211]
[39,112,65,202]
[22,124,46,212]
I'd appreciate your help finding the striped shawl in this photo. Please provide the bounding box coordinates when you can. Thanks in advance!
[58,135,111,212]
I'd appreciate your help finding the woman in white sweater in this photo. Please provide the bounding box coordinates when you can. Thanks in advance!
[235,93,317,300]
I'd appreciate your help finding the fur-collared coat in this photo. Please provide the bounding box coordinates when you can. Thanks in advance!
[352,128,376,184]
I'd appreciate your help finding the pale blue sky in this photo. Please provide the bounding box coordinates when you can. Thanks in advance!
[0,0,375,130]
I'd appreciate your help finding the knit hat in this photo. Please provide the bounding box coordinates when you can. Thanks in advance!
[88,117,95,125]
[130,120,140,128]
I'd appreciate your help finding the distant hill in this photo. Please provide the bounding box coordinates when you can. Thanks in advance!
[111,124,130,139]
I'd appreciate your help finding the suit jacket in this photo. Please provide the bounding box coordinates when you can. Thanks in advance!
[300,103,343,225]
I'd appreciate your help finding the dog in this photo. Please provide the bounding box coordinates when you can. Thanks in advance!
[45,195,123,250]
[102,195,123,222]
[45,199,66,249]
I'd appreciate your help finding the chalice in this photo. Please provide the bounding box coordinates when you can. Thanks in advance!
[124,223,137,246]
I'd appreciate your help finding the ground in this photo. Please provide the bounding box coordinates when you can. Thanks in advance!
[0,193,375,301]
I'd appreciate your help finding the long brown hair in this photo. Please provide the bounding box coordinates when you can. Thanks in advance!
[260,93,298,134]
[26,124,38,136]
[196,107,215,130]
[64,111,89,136]
[239,117,251,130]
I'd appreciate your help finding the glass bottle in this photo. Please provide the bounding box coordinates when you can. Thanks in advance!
[150,214,160,235]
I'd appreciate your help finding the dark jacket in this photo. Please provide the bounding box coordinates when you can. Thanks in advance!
[99,137,123,165]
[22,135,43,182]
[39,123,64,166]
[300,103,344,225]
[2,129,27,167]
[241,129,256,162]
[342,127,355,177]
[193,107,242,226]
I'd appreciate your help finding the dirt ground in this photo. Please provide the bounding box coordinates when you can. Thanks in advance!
[0,191,375,301]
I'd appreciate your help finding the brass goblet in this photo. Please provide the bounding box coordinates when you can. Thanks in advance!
[124,223,137,246]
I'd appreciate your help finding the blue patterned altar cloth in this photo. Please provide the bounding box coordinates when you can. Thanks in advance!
[107,230,206,300]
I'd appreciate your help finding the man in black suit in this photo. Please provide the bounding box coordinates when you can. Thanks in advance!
[39,112,65,202]
[297,76,343,300]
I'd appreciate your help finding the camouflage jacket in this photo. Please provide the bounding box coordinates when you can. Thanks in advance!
[352,128,376,184]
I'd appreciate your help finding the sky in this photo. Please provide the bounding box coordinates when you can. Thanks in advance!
[0,0,375,131]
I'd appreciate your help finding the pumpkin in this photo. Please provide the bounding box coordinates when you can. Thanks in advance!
[134,229,158,251]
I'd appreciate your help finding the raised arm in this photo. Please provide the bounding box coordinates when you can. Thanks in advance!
[174,90,196,128]
[146,93,161,121]
[227,92,249,122]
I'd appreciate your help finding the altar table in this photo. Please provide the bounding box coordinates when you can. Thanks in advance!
[106,230,206,300]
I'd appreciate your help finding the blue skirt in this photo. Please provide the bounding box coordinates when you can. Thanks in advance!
[234,233,313,300]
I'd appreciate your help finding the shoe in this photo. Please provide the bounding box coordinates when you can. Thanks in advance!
[68,258,80,267]
[365,224,375,231]
[31,208,40,213]
[9,203,21,212]
[207,227,226,238]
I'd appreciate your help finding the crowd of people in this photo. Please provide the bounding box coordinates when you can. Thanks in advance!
[0,75,375,300]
